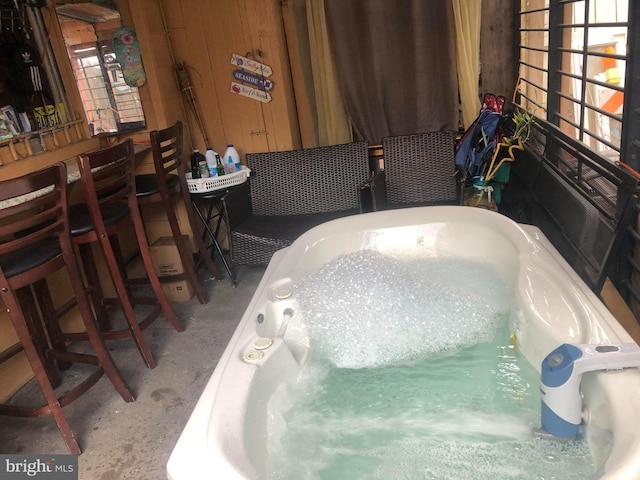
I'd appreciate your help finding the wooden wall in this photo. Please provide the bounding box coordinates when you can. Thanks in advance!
[480,0,517,101]
[0,0,302,400]
[0,0,517,401]
[157,0,301,156]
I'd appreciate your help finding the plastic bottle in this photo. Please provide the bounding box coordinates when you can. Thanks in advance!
[199,159,209,178]
[215,154,225,176]
[190,150,204,179]
[205,147,219,177]
[223,144,241,173]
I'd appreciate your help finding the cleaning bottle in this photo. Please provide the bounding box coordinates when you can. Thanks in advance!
[205,147,219,177]
[224,144,241,173]
[215,153,225,176]
[190,149,205,178]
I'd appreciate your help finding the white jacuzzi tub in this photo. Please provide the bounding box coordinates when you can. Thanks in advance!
[168,206,640,479]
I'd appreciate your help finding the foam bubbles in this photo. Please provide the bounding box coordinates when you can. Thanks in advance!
[293,250,512,368]
[267,252,597,479]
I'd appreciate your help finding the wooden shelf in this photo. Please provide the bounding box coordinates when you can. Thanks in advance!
[0,118,88,165]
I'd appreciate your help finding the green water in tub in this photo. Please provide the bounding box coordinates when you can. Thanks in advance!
[266,251,597,479]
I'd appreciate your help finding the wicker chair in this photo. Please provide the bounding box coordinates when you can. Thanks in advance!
[369,131,461,210]
[221,141,369,265]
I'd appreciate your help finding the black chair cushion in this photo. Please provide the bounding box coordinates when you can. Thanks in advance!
[68,202,131,236]
[0,238,61,278]
[135,174,180,198]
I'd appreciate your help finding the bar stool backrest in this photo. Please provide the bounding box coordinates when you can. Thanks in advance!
[0,162,136,454]
[0,163,68,284]
[77,138,136,229]
[150,120,185,198]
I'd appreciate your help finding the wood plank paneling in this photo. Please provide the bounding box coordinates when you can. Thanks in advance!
[161,0,300,158]
[480,0,517,98]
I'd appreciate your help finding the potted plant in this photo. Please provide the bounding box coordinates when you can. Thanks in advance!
[466,105,536,209]
[484,107,536,183]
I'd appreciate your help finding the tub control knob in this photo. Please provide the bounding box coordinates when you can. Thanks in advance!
[254,337,273,350]
[243,350,264,363]
[275,289,292,299]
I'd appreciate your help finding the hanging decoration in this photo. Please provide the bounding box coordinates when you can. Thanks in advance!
[112,26,146,87]
[230,53,273,103]
[230,53,272,77]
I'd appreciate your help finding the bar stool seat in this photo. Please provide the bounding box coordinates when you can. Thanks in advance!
[135,172,179,196]
[0,240,61,277]
[68,202,130,235]
[0,162,135,455]
[134,121,223,305]
[1,238,68,383]
[69,138,183,370]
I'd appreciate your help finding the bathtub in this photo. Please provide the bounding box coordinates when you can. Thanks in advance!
[167,206,640,479]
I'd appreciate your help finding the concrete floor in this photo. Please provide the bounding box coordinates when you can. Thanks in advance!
[0,265,266,480]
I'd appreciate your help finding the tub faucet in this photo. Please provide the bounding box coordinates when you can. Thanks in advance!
[538,342,640,439]
[277,308,294,338]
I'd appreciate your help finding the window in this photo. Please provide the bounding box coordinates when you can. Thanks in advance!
[519,0,628,162]
[57,2,145,137]
[66,41,145,135]
[0,0,144,164]
[0,0,75,155]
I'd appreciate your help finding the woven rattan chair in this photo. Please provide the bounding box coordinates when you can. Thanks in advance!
[221,141,369,265]
[375,131,461,210]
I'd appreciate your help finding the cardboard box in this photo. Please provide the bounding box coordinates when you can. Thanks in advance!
[150,235,194,302]
[160,279,194,303]
[151,235,188,275]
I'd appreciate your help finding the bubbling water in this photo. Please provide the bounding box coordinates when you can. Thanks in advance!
[266,251,596,479]
[292,250,512,368]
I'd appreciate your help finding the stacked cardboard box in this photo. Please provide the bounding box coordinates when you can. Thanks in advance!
[150,235,194,302]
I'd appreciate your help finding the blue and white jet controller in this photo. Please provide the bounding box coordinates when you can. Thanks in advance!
[540,342,640,439]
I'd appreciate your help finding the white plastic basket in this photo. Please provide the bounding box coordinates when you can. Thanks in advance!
[186,166,251,194]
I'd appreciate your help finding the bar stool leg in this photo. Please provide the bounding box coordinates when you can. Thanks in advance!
[14,286,64,386]
[84,229,157,368]
[77,243,111,331]
[32,279,72,371]
[108,233,135,301]
[130,205,184,334]
[1,290,82,455]
[163,195,209,304]
[66,259,136,404]
[33,262,136,405]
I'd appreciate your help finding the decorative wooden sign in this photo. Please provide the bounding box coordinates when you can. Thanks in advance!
[230,82,272,103]
[230,53,273,78]
[113,27,146,87]
[232,69,274,91]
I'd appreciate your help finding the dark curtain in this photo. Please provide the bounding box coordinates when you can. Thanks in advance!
[324,0,459,145]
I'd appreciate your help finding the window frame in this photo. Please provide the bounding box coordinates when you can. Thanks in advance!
[518,0,640,169]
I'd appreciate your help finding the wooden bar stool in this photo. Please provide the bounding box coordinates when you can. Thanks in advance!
[134,121,223,304]
[0,163,135,455]
[68,139,183,369]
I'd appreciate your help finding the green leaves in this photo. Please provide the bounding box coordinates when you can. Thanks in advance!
[504,108,536,146]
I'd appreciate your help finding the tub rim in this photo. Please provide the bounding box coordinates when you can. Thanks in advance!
[167,205,636,480]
